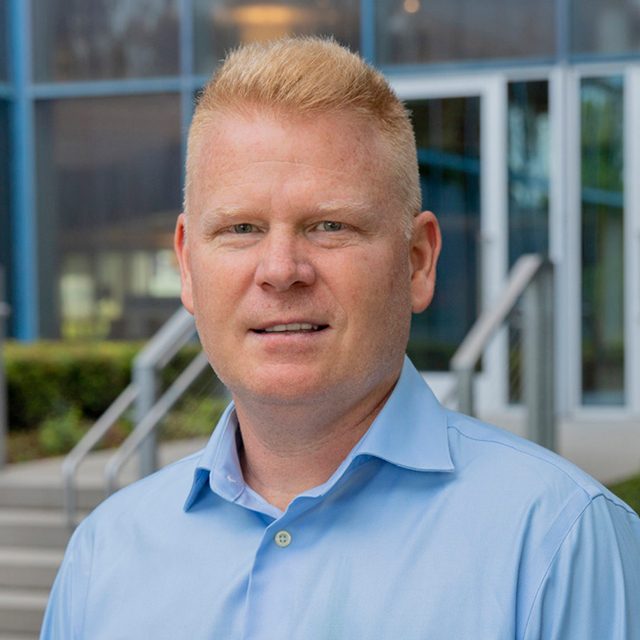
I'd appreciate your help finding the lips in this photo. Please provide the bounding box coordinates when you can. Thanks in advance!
[253,322,328,334]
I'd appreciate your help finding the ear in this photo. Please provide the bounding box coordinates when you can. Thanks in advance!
[409,211,442,314]
[174,213,195,314]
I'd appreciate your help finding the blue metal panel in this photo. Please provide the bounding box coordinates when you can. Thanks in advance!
[31,77,182,100]
[556,0,569,62]
[0,84,12,99]
[10,0,38,340]
[179,0,195,183]
[360,0,376,65]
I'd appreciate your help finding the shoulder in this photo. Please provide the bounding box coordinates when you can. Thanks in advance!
[442,410,639,561]
[444,409,630,509]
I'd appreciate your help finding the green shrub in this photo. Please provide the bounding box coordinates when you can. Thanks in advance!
[3,340,216,434]
[608,475,640,516]
[162,396,229,440]
[38,406,88,455]
[4,341,141,431]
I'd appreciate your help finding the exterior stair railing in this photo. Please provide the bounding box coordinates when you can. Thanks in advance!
[449,253,555,452]
[62,306,199,528]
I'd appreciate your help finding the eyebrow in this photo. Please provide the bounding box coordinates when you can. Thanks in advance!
[197,206,262,234]
[312,200,380,226]
[198,200,378,232]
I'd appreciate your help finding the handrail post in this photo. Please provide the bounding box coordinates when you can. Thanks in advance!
[135,359,158,478]
[0,267,9,470]
[523,261,555,451]
[456,367,475,417]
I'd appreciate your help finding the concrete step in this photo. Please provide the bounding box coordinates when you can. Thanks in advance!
[0,509,78,550]
[0,548,64,590]
[0,588,48,634]
[0,437,208,511]
[0,482,104,511]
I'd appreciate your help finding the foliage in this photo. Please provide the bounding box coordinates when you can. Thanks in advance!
[608,475,640,517]
[3,340,205,432]
[5,394,226,463]
[160,396,228,441]
[38,406,89,456]
[3,341,140,431]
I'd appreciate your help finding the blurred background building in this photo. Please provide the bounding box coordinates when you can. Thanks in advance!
[0,0,639,422]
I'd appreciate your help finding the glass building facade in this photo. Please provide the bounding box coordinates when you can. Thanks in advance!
[2,0,640,417]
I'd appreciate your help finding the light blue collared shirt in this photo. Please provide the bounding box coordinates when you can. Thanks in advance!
[41,357,640,639]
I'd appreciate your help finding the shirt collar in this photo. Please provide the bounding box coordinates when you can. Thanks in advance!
[184,355,454,511]
[350,355,454,472]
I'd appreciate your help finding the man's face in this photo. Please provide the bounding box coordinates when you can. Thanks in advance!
[176,110,439,411]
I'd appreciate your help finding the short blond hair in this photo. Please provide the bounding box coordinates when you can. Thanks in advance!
[185,37,421,234]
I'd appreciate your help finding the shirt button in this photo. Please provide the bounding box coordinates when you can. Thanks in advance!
[274,530,292,548]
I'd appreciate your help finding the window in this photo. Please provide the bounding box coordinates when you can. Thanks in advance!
[572,0,640,57]
[194,0,360,75]
[32,0,180,81]
[35,94,182,339]
[580,76,625,405]
[376,0,555,66]
[406,96,481,370]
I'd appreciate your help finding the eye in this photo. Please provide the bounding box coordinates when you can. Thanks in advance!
[231,223,255,234]
[317,221,343,232]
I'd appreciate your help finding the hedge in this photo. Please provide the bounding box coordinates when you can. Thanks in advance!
[3,341,206,431]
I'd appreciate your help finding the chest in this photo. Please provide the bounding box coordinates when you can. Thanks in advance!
[83,498,524,640]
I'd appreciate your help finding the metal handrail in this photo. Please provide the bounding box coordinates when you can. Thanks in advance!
[62,305,198,528]
[105,350,210,495]
[62,383,139,528]
[133,306,197,477]
[450,254,545,373]
[450,253,554,450]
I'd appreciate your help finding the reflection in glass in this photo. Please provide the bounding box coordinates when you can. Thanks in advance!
[0,101,11,334]
[376,0,555,65]
[406,97,481,370]
[581,76,624,405]
[508,82,549,266]
[36,95,182,339]
[194,0,360,75]
[32,0,179,81]
[507,81,550,402]
[571,0,640,56]
[0,0,7,81]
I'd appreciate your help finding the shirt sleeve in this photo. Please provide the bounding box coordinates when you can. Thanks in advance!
[522,494,640,640]
[39,522,94,640]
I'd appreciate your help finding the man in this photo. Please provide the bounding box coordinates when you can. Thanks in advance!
[41,38,640,639]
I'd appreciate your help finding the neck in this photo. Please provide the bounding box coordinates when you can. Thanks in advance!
[234,377,397,511]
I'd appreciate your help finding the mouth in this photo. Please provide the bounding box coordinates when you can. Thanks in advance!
[253,323,329,334]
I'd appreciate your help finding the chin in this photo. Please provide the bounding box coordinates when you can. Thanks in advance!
[227,366,334,407]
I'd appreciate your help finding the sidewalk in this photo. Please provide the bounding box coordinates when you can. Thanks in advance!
[0,437,209,503]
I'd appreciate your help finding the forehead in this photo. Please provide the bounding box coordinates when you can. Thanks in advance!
[188,110,390,211]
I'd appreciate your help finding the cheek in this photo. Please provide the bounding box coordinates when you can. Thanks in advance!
[343,250,411,317]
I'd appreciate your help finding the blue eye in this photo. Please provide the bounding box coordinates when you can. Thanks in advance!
[321,221,343,231]
[232,223,254,234]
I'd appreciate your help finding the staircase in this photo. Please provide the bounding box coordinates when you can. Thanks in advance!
[0,465,102,639]
[0,439,207,638]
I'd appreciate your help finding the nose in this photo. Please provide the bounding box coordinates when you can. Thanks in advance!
[254,229,316,291]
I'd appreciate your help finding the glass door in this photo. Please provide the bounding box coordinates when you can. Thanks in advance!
[390,75,508,407]
[404,95,481,371]
[563,66,640,415]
